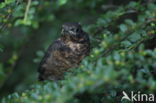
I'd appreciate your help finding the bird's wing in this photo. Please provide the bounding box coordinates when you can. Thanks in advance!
[38,40,65,74]
[38,39,72,81]
[38,44,52,73]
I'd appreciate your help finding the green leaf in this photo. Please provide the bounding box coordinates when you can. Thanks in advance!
[129,32,141,42]
[121,40,132,47]
[58,0,67,6]
[36,51,44,57]
[119,24,127,32]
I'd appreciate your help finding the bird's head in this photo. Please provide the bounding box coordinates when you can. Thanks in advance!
[61,22,83,37]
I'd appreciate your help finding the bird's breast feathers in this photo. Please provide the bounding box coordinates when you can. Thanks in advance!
[66,41,81,51]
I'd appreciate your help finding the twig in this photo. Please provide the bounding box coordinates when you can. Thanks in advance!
[94,18,156,60]
[93,9,138,36]
[101,5,118,11]
[24,0,31,22]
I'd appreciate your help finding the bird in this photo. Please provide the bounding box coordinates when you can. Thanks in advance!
[38,22,90,81]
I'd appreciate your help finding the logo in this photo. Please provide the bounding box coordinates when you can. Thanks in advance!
[121,91,155,102]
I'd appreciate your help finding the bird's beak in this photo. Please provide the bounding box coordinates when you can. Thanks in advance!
[61,29,65,34]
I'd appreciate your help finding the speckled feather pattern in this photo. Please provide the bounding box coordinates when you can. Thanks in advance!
[38,23,90,81]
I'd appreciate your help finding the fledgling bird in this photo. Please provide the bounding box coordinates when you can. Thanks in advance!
[38,22,90,81]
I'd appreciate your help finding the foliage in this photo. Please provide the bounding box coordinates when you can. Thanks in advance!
[0,0,156,103]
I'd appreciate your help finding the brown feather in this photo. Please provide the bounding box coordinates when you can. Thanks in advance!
[38,23,90,81]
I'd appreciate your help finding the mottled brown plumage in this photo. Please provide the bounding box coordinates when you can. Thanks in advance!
[38,22,90,81]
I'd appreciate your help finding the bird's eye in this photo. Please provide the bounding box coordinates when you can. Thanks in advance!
[76,28,80,32]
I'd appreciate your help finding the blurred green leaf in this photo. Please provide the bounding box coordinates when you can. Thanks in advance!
[119,24,127,32]
[58,0,68,6]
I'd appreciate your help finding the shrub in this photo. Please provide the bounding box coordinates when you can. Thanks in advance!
[0,0,156,103]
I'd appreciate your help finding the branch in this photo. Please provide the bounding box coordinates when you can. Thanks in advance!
[24,0,31,22]
[98,18,156,58]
